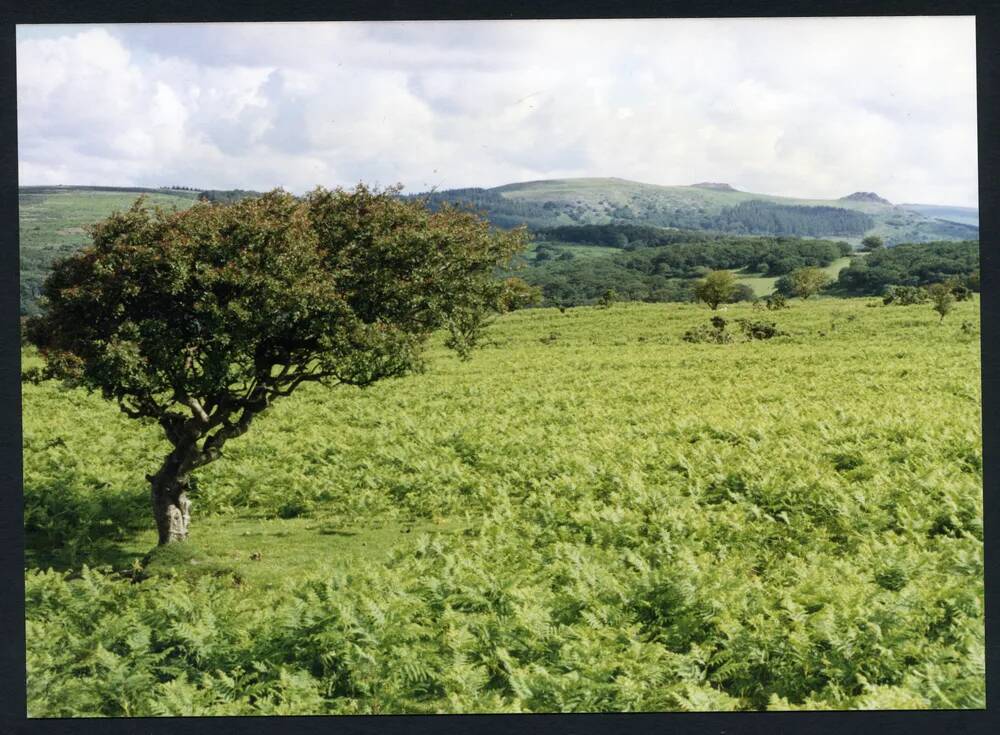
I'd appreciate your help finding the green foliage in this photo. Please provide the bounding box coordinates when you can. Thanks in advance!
[197,189,263,204]
[713,200,873,237]
[837,241,979,295]
[499,277,543,312]
[735,319,786,340]
[883,286,928,306]
[730,284,757,304]
[682,316,786,343]
[927,283,956,323]
[24,299,983,714]
[26,186,526,540]
[694,271,739,310]
[683,316,734,344]
[776,267,832,300]
[18,187,198,316]
[517,231,852,308]
[861,235,884,252]
[19,185,980,316]
[597,289,618,308]
[765,293,789,311]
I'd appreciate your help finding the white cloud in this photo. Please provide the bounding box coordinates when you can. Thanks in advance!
[16,17,978,206]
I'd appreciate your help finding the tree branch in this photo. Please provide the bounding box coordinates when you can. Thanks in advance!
[185,396,210,424]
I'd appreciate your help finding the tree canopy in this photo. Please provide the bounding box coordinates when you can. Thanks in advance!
[694,270,739,310]
[860,234,884,252]
[775,267,832,299]
[836,241,979,295]
[27,186,526,543]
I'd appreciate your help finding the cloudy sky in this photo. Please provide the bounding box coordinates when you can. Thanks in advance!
[16,17,978,206]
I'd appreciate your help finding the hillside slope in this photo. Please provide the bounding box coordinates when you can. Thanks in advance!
[416,177,978,244]
[18,181,979,315]
[899,203,980,228]
[19,187,198,315]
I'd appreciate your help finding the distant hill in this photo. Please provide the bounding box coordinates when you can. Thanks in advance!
[19,186,199,316]
[840,192,892,205]
[413,177,978,245]
[899,203,980,228]
[18,181,980,315]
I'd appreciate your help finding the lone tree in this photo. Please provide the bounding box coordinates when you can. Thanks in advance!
[927,282,956,322]
[26,186,526,544]
[778,267,832,300]
[693,270,738,310]
[597,288,618,308]
[860,235,884,252]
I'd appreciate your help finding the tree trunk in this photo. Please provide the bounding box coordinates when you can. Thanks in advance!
[149,450,195,545]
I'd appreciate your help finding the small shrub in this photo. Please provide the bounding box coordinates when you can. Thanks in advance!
[883,285,927,306]
[597,289,618,308]
[21,367,47,384]
[945,277,973,302]
[683,317,732,344]
[729,284,757,303]
[765,293,788,311]
[684,316,786,343]
[927,283,956,322]
[735,319,786,340]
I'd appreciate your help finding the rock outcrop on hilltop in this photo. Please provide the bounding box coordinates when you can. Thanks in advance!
[841,191,892,205]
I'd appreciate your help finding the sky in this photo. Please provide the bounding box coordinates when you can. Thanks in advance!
[16,17,979,206]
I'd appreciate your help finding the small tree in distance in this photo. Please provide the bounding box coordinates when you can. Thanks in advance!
[27,186,526,544]
[693,270,738,310]
[927,282,956,322]
[780,267,832,300]
[861,235,884,252]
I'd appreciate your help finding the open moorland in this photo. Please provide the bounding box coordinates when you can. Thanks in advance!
[24,297,984,715]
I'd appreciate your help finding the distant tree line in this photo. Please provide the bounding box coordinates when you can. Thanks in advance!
[514,231,849,307]
[536,224,713,248]
[515,257,699,306]
[836,241,980,294]
[534,224,851,273]
[407,188,556,228]
[711,201,873,237]
[608,236,850,278]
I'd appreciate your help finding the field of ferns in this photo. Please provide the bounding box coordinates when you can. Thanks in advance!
[23,297,984,715]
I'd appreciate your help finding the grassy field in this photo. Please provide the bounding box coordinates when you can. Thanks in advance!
[734,256,854,296]
[528,240,622,260]
[24,298,983,715]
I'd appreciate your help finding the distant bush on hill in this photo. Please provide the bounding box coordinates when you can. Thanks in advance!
[836,241,979,295]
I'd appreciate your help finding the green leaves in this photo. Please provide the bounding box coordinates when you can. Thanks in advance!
[27,186,526,475]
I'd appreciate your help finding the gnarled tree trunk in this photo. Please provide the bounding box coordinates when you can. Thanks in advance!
[146,394,263,544]
[148,448,196,545]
